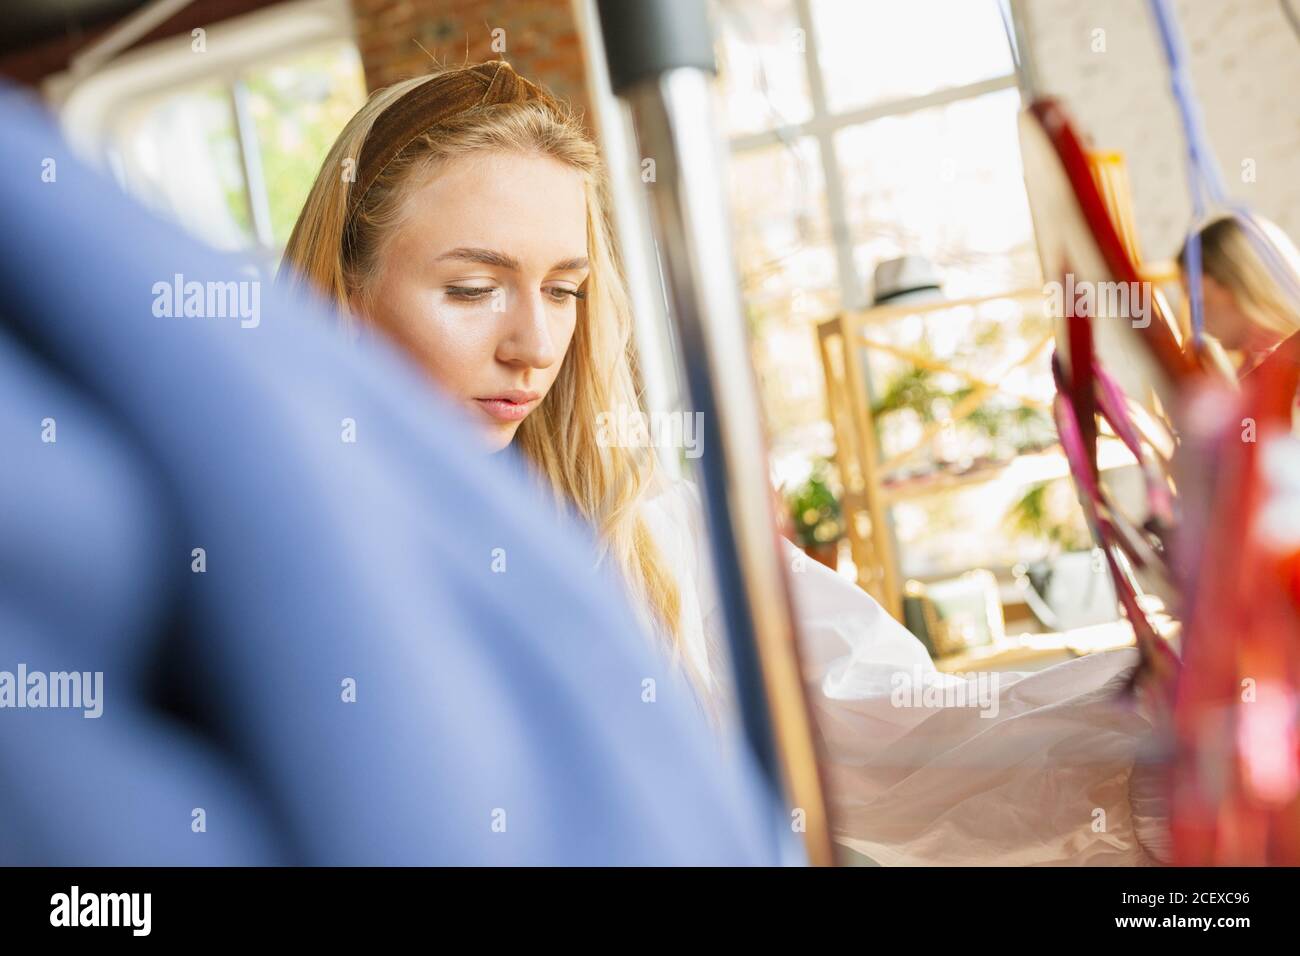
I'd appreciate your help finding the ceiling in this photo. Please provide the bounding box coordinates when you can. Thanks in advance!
[0,0,150,57]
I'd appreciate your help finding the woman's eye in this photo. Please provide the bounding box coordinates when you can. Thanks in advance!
[446,286,496,301]
[446,286,586,305]
[546,287,586,303]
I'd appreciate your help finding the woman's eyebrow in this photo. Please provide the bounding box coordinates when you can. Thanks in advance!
[435,247,588,272]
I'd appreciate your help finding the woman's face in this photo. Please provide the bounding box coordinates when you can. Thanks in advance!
[359,150,589,451]
[1197,275,1277,354]
[1199,275,1251,351]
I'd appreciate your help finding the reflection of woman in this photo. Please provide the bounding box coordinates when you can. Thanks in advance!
[1179,214,1300,377]
[281,60,1164,865]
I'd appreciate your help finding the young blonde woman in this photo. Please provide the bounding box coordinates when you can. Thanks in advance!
[281,60,1167,866]
[1180,214,1300,377]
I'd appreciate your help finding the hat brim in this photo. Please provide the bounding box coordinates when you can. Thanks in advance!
[872,284,944,307]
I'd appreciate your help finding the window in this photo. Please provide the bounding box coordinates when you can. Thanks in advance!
[713,0,1058,577]
[119,80,257,250]
[810,0,1016,114]
[714,0,813,136]
[113,41,365,258]
[53,0,365,268]
[835,88,1038,299]
[712,0,1038,417]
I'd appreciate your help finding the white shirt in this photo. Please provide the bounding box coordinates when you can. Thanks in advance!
[641,478,1166,866]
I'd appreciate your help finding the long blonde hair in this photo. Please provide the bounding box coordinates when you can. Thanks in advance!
[1185,214,1300,342]
[279,65,690,678]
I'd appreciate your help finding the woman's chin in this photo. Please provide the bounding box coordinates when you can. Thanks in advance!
[456,398,522,451]
[481,420,521,453]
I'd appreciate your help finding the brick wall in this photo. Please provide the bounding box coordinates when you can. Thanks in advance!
[1018,0,1300,257]
[349,0,591,126]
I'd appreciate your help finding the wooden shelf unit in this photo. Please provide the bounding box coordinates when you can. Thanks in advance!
[816,287,1054,620]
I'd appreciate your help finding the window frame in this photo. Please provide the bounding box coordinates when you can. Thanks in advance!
[46,0,359,258]
[724,0,1024,312]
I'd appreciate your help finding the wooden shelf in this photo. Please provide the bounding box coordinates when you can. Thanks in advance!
[818,288,1064,619]
[934,621,1137,673]
[879,439,1135,504]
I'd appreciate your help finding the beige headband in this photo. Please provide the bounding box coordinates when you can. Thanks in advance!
[347,60,559,222]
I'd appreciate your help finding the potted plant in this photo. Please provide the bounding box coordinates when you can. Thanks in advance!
[786,459,844,570]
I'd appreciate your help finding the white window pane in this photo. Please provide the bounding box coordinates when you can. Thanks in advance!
[835,88,1040,299]
[116,83,254,251]
[812,0,1014,114]
[243,41,368,247]
[727,136,839,323]
[727,137,839,438]
[712,0,813,136]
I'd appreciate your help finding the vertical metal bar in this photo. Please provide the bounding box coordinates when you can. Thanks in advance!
[231,79,275,250]
[571,0,686,479]
[1006,0,1041,102]
[592,0,835,866]
[792,0,864,313]
[791,0,902,612]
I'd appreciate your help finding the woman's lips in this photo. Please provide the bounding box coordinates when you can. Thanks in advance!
[473,395,539,423]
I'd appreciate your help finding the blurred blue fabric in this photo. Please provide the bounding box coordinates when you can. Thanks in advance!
[0,84,777,865]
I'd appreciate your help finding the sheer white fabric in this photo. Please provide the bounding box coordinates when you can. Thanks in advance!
[641,478,1168,866]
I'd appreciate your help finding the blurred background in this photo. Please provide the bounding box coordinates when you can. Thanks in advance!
[5,0,1298,673]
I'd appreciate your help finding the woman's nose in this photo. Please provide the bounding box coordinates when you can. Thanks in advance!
[497,291,559,369]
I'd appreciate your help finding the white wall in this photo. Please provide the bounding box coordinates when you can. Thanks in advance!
[1017,0,1300,258]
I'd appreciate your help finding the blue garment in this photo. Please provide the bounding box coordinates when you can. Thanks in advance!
[0,84,777,865]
